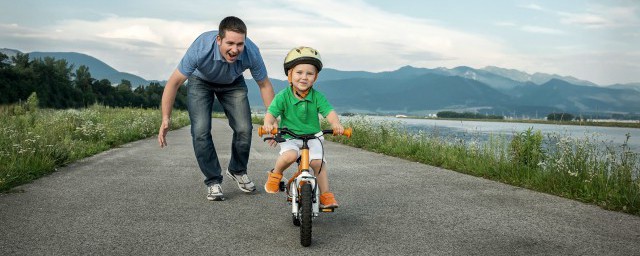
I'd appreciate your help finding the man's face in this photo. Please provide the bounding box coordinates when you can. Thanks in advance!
[216,30,245,63]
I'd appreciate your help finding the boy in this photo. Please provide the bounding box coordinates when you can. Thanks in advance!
[262,46,343,208]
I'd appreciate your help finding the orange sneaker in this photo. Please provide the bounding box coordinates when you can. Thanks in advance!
[320,192,339,209]
[264,171,283,194]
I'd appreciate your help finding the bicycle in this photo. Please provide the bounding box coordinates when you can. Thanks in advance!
[258,126,352,247]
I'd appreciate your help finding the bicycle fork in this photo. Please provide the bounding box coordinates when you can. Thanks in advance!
[290,142,321,218]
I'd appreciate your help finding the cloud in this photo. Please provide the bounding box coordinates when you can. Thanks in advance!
[521,4,544,11]
[239,0,513,79]
[2,0,637,84]
[521,25,564,34]
[494,21,517,27]
[559,5,639,29]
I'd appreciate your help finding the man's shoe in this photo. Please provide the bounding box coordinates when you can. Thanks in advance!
[265,170,283,194]
[207,184,225,201]
[226,169,256,193]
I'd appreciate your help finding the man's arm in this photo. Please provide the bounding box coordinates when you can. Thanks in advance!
[158,69,188,148]
[256,76,275,109]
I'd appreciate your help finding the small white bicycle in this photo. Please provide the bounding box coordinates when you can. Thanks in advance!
[258,126,352,247]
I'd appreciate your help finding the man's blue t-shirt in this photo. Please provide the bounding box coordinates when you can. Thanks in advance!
[178,30,268,84]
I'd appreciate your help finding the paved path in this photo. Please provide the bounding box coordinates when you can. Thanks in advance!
[1,119,639,255]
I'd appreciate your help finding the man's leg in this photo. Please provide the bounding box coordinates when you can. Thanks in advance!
[216,79,252,174]
[187,77,223,186]
[216,78,256,192]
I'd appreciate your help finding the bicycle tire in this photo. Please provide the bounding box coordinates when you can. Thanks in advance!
[300,183,313,247]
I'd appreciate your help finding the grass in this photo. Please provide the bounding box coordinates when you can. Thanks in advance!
[4,107,638,216]
[317,116,639,215]
[0,105,190,191]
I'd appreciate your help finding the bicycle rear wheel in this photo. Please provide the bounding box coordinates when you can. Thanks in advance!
[300,183,313,247]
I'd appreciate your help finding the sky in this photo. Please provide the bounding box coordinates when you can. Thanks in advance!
[1,0,639,85]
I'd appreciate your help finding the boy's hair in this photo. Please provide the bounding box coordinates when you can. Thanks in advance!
[218,16,247,39]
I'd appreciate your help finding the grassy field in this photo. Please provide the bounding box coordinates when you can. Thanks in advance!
[3,107,638,216]
[0,105,190,191]
[324,116,640,215]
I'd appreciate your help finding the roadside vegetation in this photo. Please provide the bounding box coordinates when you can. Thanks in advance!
[0,101,189,192]
[321,116,639,215]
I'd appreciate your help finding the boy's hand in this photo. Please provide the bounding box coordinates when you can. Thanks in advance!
[332,123,344,135]
[261,123,277,136]
[262,123,279,147]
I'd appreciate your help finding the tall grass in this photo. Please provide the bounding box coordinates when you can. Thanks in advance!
[325,116,640,215]
[0,105,190,191]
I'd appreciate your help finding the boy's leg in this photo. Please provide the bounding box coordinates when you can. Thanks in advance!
[187,77,223,186]
[308,138,338,208]
[273,150,298,174]
[265,150,297,193]
[310,160,330,194]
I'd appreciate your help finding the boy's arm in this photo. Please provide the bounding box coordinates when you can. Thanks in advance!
[325,111,344,135]
[262,112,279,134]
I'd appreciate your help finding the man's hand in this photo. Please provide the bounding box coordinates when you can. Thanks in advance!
[158,118,171,148]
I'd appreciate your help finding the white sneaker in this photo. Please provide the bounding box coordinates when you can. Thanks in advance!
[226,169,256,193]
[207,184,224,201]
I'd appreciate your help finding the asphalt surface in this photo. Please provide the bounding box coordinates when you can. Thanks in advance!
[1,118,639,255]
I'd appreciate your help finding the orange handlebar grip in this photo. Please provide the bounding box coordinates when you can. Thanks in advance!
[334,127,352,138]
[257,126,277,137]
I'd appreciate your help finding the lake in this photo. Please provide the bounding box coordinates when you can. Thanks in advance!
[351,116,640,153]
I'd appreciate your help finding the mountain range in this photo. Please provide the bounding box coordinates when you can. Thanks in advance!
[3,48,640,117]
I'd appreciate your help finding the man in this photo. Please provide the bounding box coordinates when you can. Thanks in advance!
[158,16,275,201]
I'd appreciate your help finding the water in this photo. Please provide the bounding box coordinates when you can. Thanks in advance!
[351,116,640,153]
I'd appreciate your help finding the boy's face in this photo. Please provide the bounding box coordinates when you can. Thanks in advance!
[216,30,245,63]
[289,64,318,92]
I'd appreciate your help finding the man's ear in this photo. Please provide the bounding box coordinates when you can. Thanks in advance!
[216,35,221,45]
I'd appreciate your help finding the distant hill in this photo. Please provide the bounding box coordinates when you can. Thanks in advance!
[246,67,640,116]
[6,48,640,116]
[609,83,640,92]
[3,49,149,87]
[512,79,640,113]
[483,66,598,87]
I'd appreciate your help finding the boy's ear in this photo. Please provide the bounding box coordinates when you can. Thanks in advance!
[287,69,293,83]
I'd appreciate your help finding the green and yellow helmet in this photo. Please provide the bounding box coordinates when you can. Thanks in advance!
[283,46,323,75]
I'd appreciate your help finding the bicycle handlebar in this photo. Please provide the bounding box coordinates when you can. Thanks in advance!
[258,126,352,138]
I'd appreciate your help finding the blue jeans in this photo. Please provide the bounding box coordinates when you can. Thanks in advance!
[187,76,252,186]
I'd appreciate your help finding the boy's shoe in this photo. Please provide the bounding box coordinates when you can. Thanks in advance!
[320,192,339,209]
[226,169,256,193]
[264,170,283,194]
[207,184,224,201]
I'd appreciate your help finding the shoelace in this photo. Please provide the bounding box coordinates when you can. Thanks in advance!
[239,175,251,184]
[210,185,221,194]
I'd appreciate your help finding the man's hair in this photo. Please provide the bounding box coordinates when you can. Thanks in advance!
[218,16,247,39]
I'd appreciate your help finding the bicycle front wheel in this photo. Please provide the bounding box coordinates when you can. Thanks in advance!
[300,183,313,247]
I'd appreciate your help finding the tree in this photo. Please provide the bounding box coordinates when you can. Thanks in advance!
[74,65,95,107]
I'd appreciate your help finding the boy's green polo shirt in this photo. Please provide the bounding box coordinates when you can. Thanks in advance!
[267,86,334,136]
